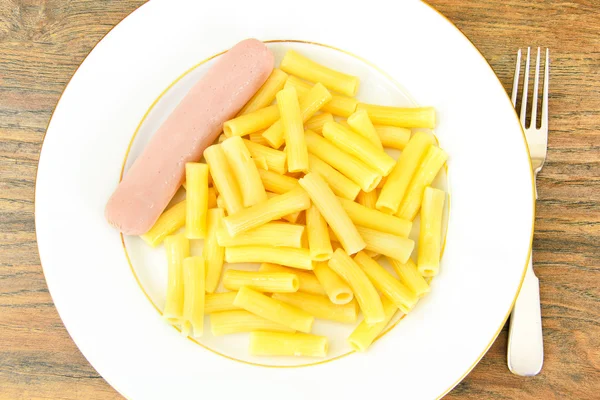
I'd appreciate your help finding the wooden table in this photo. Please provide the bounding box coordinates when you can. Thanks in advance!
[1,1,598,398]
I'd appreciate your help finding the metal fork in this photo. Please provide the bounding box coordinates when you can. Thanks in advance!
[507,47,549,376]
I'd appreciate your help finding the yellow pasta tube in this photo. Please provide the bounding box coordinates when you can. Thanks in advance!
[276,87,308,172]
[263,83,332,149]
[222,187,310,236]
[388,257,430,297]
[375,125,411,150]
[397,145,448,220]
[204,144,243,215]
[210,310,295,336]
[238,68,288,115]
[225,245,313,270]
[140,200,185,247]
[280,50,359,96]
[258,168,299,194]
[285,76,358,117]
[207,187,218,209]
[216,222,304,248]
[223,269,299,293]
[306,204,333,261]
[307,153,360,200]
[249,331,328,357]
[305,130,381,192]
[347,296,398,352]
[182,256,205,337]
[265,192,302,223]
[376,132,435,214]
[304,112,334,134]
[338,197,412,237]
[217,133,226,143]
[223,104,280,137]
[204,292,240,314]
[354,251,418,314]
[248,131,271,147]
[259,263,326,296]
[253,154,268,171]
[328,249,384,323]
[356,190,378,209]
[357,103,436,128]
[243,139,287,175]
[221,136,268,207]
[329,226,415,264]
[272,292,358,323]
[185,163,209,239]
[163,234,190,321]
[322,121,396,176]
[299,173,365,255]
[347,109,383,149]
[216,194,226,210]
[418,187,445,277]
[204,208,225,293]
[233,287,314,332]
[313,261,354,305]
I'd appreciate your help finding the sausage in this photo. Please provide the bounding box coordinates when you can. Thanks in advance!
[105,39,274,235]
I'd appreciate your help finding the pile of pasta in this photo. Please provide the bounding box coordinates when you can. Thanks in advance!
[140,49,448,357]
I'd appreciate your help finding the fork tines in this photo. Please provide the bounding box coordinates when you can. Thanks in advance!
[511,47,549,131]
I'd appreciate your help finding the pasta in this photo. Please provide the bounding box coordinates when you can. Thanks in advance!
[375,125,411,150]
[223,269,300,293]
[184,163,209,239]
[387,257,430,298]
[249,331,328,357]
[307,153,360,200]
[222,187,310,236]
[259,263,326,296]
[204,144,243,215]
[305,204,333,261]
[299,173,365,255]
[163,234,190,321]
[257,168,299,194]
[233,287,314,332]
[356,190,378,209]
[223,104,280,137]
[354,251,418,314]
[328,249,384,323]
[204,208,225,293]
[207,187,218,209]
[221,136,268,207]
[347,109,383,149]
[253,154,268,171]
[204,292,240,314]
[276,87,309,172]
[329,226,415,264]
[312,261,354,305]
[417,187,445,277]
[304,112,334,134]
[216,221,304,248]
[225,246,313,270]
[272,292,358,323]
[284,76,358,117]
[357,103,436,128]
[182,256,205,337]
[305,129,381,192]
[140,200,185,247]
[347,296,399,352]
[376,132,435,214]
[266,192,302,223]
[210,310,295,336]
[338,197,412,237]
[280,50,359,96]
[238,68,288,115]
[243,139,287,175]
[248,132,271,147]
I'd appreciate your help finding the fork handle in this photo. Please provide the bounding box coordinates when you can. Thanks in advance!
[507,260,544,376]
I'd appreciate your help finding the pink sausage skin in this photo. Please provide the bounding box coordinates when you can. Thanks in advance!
[105,39,274,235]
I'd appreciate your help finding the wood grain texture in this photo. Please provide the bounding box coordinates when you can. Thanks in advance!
[0,0,598,398]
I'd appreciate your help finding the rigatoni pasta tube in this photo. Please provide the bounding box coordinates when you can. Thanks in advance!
[397,146,448,220]
[306,205,333,261]
[313,261,353,304]
[338,197,412,237]
[223,105,280,137]
[253,154,268,171]
[347,296,398,352]
[307,154,360,200]
[140,200,185,247]
[322,121,396,176]
[204,292,240,314]
[354,251,418,314]
[280,50,359,96]
[185,163,209,239]
[243,139,287,175]
[376,132,435,214]
[329,226,415,264]
[357,103,436,128]
[233,286,314,332]
[217,222,304,248]
[221,136,268,207]
[347,109,383,150]
[304,112,334,134]
[182,256,205,337]
[375,126,411,150]
[207,187,217,209]
[249,331,328,357]
[299,173,365,255]
[328,249,384,323]
[257,168,299,194]
[248,132,271,147]
[210,310,295,336]
[276,87,308,172]
[284,76,357,117]
[418,187,445,277]
[272,292,358,323]
[259,263,326,296]
[356,190,378,209]
[163,234,190,321]
[305,129,381,192]
[204,208,225,293]
[223,269,299,293]
[265,192,302,223]
[388,257,430,297]
[222,187,310,237]
[238,68,288,115]
[225,246,313,270]
[204,144,243,215]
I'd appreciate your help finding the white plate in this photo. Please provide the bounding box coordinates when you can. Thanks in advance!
[35,1,534,399]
